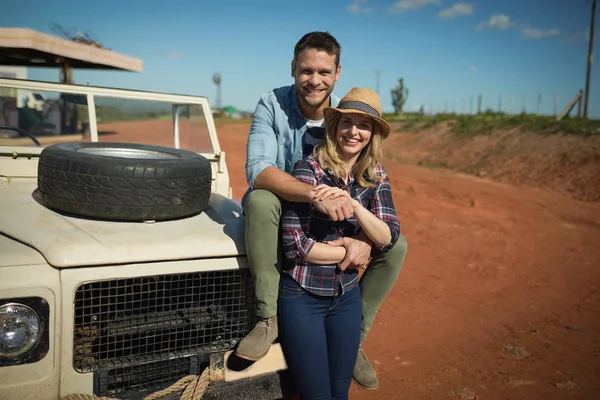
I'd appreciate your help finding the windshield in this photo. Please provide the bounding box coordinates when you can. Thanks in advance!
[0,80,218,156]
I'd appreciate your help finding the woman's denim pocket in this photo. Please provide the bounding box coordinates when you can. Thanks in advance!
[279,278,305,299]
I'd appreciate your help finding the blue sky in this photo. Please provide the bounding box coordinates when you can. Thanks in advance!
[2,0,599,117]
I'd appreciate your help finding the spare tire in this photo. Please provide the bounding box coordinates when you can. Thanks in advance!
[37,142,212,221]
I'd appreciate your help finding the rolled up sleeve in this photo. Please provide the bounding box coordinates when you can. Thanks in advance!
[245,95,279,189]
[368,172,401,253]
[281,159,317,261]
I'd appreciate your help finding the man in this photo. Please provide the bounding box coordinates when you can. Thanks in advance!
[236,31,408,390]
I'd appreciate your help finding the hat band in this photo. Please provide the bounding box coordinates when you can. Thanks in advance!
[338,101,380,117]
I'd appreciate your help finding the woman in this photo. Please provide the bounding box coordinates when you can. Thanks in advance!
[279,87,401,399]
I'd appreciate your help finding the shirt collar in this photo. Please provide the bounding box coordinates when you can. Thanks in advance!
[323,167,355,187]
[323,162,377,186]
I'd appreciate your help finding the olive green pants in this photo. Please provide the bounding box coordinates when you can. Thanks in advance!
[244,189,408,341]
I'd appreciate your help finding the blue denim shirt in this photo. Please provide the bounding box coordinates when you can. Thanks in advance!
[242,84,340,206]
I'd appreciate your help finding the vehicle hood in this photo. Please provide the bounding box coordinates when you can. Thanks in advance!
[0,233,47,267]
[0,179,246,268]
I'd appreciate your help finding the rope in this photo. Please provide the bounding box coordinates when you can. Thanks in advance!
[179,368,210,400]
[145,367,210,400]
[59,367,210,400]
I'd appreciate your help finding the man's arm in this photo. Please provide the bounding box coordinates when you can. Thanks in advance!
[328,233,373,270]
[245,95,280,190]
[254,166,315,203]
[245,94,322,203]
[256,168,354,221]
[245,94,353,219]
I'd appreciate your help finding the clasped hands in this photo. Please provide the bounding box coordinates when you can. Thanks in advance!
[310,184,373,271]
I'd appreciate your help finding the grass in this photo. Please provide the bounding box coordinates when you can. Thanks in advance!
[390,111,600,137]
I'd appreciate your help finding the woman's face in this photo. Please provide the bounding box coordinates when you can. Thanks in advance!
[335,113,374,161]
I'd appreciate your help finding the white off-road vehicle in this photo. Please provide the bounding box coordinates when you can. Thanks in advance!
[0,78,288,400]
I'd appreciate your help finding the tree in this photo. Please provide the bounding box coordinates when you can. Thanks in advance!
[391,78,409,117]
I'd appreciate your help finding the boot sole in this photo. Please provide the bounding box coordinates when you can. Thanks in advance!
[233,351,268,362]
[352,377,379,390]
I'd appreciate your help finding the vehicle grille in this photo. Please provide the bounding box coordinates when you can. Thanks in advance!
[73,269,256,396]
[95,355,200,399]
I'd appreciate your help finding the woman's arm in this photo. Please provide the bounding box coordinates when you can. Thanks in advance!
[367,170,401,253]
[304,242,347,264]
[350,198,392,246]
[312,184,393,247]
[281,159,350,265]
[311,168,400,251]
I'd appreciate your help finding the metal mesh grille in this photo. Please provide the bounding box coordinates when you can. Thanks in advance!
[73,269,256,373]
[95,356,197,399]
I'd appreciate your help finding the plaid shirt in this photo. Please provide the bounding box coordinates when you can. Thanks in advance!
[281,153,401,297]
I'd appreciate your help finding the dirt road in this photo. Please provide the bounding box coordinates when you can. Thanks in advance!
[218,123,600,400]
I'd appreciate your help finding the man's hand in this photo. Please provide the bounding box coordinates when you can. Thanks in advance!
[311,195,354,221]
[327,236,373,271]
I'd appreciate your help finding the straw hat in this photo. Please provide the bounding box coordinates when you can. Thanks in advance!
[323,87,391,139]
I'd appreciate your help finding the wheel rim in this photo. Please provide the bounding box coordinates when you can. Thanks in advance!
[76,147,180,159]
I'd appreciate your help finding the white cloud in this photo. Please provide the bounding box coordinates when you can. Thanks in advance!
[477,13,514,30]
[574,29,591,41]
[346,0,373,14]
[165,51,187,59]
[562,29,598,43]
[477,13,562,41]
[438,3,473,19]
[389,0,441,14]
[522,28,560,39]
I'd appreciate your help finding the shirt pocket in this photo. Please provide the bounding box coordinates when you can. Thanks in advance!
[278,136,293,172]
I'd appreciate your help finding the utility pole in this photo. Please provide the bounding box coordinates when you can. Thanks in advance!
[375,70,381,96]
[584,0,597,118]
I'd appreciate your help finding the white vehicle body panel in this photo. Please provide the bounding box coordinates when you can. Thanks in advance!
[0,266,61,400]
[0,232,46,267]
[0,178,246,268]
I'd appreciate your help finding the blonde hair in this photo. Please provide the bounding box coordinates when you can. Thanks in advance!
[314,112,384,188]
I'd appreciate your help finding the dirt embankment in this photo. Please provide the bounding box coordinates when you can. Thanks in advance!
[385,123,600,202]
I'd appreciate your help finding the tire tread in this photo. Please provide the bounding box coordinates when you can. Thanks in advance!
[37,143,212,221]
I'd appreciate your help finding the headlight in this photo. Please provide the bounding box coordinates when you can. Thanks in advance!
[0,303,42,357]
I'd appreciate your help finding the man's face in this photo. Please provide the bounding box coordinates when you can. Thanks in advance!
[291,48,341,112]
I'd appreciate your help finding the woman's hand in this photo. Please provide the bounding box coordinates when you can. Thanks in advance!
[312,184,350,201]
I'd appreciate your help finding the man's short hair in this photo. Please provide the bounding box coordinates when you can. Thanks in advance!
[294,31,341,66]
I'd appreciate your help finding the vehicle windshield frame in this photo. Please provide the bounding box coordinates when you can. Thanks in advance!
[0,77,221,156]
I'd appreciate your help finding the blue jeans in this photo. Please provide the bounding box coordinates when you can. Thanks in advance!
[277,275,362,400]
